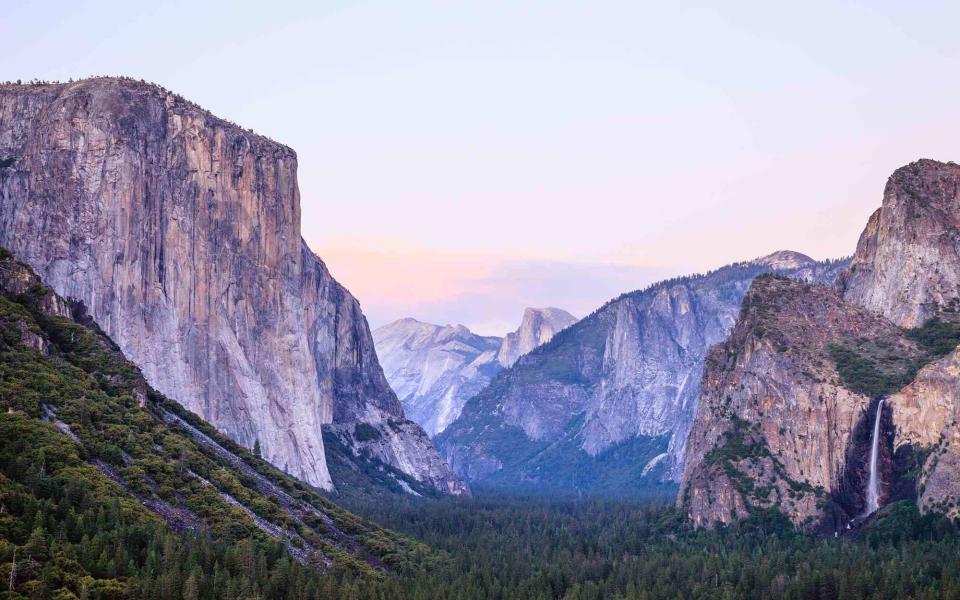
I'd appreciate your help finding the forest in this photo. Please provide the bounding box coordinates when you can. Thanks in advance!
[8,464,960,600]
[2,250,960,599]
[315,495,960,600]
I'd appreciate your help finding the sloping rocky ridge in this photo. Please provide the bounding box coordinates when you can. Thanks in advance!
[373,308,577,437]
[680,159,960,529]
[0,246,424,577]
[436,252,848,494]
[0,78,463,495]
[888,344,960,518]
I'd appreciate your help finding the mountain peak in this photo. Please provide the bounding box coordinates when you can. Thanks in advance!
[839,157,960,327]
[751,250,816,270]
[373,307,577,436]
[522,306,576,322]
[497,307,577,367]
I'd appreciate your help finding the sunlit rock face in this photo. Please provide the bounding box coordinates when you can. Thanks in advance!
[838,159,960,327]
[682,159,960,528]
[678,277,918,529]
[496,307,578,368]
[373,308,577,436]
[0,78,464,495]
[436,253,847,494]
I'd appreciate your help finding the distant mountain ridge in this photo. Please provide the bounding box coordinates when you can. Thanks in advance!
[374,308,577,436]
[435,251,849,495]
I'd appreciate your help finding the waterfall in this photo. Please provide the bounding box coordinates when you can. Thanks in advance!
[864,398,884,516]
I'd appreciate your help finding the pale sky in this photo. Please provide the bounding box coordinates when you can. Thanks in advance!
[4,1,960,334]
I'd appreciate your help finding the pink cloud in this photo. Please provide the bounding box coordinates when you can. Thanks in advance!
[315,240,675,335]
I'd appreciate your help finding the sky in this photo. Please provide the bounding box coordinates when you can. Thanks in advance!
[4,1,960,334]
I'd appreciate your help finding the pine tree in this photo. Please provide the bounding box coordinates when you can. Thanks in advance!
[183,570,200,600]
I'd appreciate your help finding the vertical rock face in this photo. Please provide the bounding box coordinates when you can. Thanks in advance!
[0,78,464,495]
[681,159,960,528]
[678,276,923,529]
[839,159,960,518]
[373,307,576,436]
[496,307,577,367]
[436,254,848,494]
[838,159,960,327]
[373,318,503,436]
[888,347,960,517]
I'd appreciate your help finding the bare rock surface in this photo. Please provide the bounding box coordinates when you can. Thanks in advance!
[496,307,578,367]
[678,276,922,529]
[888,347,960,517]
[373,308,576,436]
[682,159,960,528]
[373,319,503,437]
[0,78,463,494]
[838,159,960,327]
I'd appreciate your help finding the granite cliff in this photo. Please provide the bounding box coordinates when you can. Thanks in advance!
[436,253,847,494]
[838,160,960,328]
[680,159,960,529]
[373,308,576,436]
[496,307,578,367]
[678,276,928,529]
[0,77,464,495]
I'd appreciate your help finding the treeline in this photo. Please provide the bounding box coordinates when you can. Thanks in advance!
[325,496,960,600]
[4,246,960,598]
[7,473,960,599]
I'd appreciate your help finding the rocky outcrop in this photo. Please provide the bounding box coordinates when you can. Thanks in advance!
[840,158,960,517]
[326,419,469,495]
[0,78,464,495]
[682,159,960,528]
[0,248,71,321]
[436,253,847,494]
[496,307,578,367]
[678,276,926,529]
[888,347,960,517]
[838,159,960,327]
[374,308,576,437]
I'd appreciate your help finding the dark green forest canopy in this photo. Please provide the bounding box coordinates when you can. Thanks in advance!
[327,495,960,600]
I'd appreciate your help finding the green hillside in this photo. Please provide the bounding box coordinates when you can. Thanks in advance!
[0,248,428,599]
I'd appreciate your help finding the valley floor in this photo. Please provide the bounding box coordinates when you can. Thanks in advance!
[324,494,960,600]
